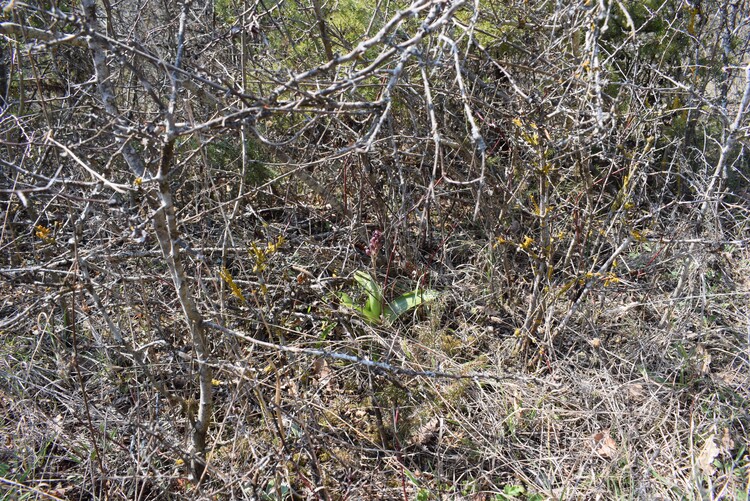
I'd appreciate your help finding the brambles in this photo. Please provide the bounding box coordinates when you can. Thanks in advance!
[1,0,749,498]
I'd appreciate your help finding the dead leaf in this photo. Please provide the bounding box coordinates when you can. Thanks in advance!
[593,429,618,459]
[697,435,721,475]
[720,428,734,452]
[696,344,711,375]
[312,357,332,384]
[311,357,325,374]
[47,484,75,497]
[627,383,646,402]
[410,417,441,448]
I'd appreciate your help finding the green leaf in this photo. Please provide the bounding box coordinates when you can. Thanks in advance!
[353,271,383,320]
[416,489,430,501]
[338,292,355,308]
[499,484,524,498]
[353,271,383,302]
[341,271,438,324]
[338,292,370,319]
[361,305,382,323]
[364,293,381,319]
[385,289,439,320]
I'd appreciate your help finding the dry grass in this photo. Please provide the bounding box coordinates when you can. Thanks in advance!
[1,0,750,499]
[1,202,748,499]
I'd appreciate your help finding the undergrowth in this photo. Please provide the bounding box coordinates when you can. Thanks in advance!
[1,0,750,499]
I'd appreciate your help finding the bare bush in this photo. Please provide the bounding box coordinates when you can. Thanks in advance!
[1,0,749,498]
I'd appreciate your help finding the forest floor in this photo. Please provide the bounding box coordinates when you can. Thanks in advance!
[1,193,749,500]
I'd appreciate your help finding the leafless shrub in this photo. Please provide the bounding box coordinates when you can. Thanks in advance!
[1,0,749,498]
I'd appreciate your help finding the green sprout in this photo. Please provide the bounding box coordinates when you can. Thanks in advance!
[338,271,439,324]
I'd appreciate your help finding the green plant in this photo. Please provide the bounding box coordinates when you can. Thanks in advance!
[338,271,438,324]
[259,478,292,500]
[496,484,525,500]
[493,484,545,500]
[415,488,430,501]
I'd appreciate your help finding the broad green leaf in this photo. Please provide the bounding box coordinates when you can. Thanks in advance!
[338,292,355,308]
[339,279,381,323]
[342,271,437,324]
[353,271,383,303]
[364,291,381,319]
[353,271,383,320]
[361,306,381,323]
[385,289,439,320]
[338,292,371,320]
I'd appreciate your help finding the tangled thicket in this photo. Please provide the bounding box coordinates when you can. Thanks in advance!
[1,0,749,499]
